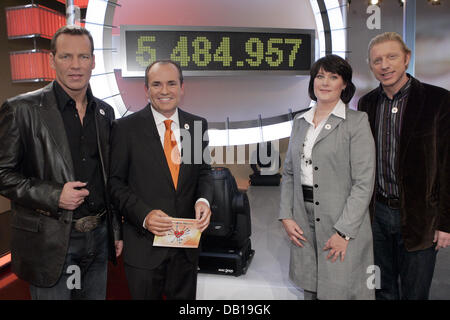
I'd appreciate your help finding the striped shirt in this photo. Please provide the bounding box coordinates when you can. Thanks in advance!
[375,77,412,198]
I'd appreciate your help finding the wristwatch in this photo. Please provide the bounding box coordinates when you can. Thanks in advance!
[336,230,351,241]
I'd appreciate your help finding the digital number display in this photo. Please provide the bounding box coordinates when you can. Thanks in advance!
[120,26,314,76]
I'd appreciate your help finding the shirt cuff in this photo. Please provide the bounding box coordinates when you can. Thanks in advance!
[196,198,210,208]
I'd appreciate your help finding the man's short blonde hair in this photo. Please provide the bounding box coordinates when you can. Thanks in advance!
[367,32,411,63]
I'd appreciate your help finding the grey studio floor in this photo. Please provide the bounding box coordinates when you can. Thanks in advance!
[196,186,450,300]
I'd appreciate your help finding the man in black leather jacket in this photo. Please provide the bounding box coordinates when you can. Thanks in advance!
[0,26,122,299]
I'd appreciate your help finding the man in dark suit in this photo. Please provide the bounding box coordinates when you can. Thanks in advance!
[0,26,122,299]
[358,32,450,300]
[109,60,213,300]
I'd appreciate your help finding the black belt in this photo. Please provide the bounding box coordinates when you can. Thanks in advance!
[72,209,106,233]
[302,185,314,203]
[377,193,401,210]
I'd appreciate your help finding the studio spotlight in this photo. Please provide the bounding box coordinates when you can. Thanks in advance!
[369,0,381,5]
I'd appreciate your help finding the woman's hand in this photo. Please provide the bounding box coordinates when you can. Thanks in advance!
[323,232,349,262]
[281,219,308,247]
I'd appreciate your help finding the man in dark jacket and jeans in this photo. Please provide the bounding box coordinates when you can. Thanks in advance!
[0,26,122,299]
[358,32,449,300]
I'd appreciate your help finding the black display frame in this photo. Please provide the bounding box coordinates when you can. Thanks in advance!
[120,25,315,77]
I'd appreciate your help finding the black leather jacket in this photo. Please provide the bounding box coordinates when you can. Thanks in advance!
[0,82,122,287]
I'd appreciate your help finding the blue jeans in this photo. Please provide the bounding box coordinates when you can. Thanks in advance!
[372,201,437,300]
[29,222,108,300]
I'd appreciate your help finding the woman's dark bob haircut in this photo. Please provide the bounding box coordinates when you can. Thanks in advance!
[308,54,356,104]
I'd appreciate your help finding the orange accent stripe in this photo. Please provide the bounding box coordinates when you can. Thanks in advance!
[0,253,11,268]
[0,274,17,289]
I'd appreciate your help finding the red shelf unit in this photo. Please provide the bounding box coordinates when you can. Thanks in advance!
[56,0,89,9]
[6,3,89,83]
[9,50,56,82]
[5,4,66,39]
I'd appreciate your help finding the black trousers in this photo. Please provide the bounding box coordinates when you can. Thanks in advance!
[124,248,198,300]
[372,201,437,300]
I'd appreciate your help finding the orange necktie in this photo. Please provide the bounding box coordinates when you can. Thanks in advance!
[163,119,180,189]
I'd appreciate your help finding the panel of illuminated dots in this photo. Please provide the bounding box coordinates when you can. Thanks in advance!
[122,27,314,75]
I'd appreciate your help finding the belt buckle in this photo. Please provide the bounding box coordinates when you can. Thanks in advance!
[387,197,399,209]
[74,215,100,233]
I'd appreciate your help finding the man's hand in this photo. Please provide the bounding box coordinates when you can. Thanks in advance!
[323,233,349,262]
[144,210,172,236]
[58,181,89,210]
[281,219,307,247]
[434,230,450,250]
[115,240,123,257]
[195,201,211,232]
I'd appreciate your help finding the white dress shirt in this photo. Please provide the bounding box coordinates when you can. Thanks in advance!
[298,99,346,186]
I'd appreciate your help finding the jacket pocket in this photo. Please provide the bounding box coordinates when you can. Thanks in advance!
[11,211,41,233]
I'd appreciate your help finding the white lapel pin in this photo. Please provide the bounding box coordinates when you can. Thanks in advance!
[391,107,398,114]
[184,123,189,130]
[325,124,331,130]
[99,109,105,116]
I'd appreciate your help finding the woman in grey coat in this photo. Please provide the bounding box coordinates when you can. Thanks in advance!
[279,55,376,300]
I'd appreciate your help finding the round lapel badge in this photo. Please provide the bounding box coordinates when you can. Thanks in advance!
[391,107,398,114]
[99,109,105,116]
[184,123,190,130]
[325,124,331,130]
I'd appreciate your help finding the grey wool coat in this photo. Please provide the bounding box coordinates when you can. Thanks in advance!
[279,107,376,300]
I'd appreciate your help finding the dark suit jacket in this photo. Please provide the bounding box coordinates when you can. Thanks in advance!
[109,105,213,269]
[0,82,121,287]
[358,76,450,251]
